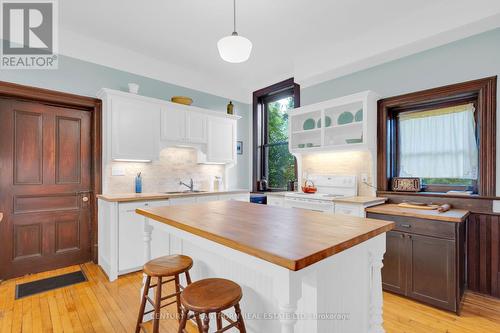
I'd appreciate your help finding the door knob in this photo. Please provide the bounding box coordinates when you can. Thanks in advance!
[82,196,89,202]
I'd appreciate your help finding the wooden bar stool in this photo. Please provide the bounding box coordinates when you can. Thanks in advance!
[178,278,246,333]
[136,255,201,333]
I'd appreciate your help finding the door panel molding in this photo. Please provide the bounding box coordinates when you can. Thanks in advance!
[0,81,101,279]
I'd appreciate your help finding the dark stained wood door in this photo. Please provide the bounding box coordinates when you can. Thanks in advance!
[407,233,456,311]
[0,99,92,279]
[382,231,407,295]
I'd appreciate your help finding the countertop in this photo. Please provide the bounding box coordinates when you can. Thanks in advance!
[366,204,469,223]
[96,190,250,202]
[136,201,394,271]
[333,196,387,205]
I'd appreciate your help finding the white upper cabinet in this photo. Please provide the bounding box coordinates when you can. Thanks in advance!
[288,91,379,154]
[109,94,160,161]
[161,104,186,142]
[186,112,207,144]
[207,116,236,163]
[98,88,239,164]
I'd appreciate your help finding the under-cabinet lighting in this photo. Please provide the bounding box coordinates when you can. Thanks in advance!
[113,159,151,163]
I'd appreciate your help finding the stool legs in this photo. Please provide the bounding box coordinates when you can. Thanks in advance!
[235,303,247,333]
[135,276,151,333]
[152,276,163,333]
[202,314,210,333]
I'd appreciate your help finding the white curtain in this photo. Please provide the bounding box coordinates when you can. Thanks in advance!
[398,103,478,179]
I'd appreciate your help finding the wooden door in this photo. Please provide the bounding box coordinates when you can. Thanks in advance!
[382,231,408,295]
[0,99,92,279]
[407,233,456,311]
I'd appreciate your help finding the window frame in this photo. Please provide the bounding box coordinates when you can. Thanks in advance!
[377,77,496,196]
[252,78,300,192]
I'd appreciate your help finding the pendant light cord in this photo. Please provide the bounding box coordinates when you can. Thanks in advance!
[233,0,237,34]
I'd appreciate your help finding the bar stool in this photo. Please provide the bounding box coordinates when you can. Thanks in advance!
[178,278,246,333]
[136,255,201,333]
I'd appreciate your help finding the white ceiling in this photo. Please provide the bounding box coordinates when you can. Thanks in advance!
[59,0,500,103]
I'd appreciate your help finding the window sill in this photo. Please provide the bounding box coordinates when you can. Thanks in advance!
[377,191,499,200]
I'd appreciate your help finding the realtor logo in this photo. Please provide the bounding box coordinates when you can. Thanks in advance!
[1,0,58,69]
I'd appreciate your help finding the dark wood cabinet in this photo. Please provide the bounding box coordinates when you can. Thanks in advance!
[367,212,466,313]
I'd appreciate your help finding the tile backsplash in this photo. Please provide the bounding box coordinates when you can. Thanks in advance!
[103,147,225,194]
[301,150,375,196]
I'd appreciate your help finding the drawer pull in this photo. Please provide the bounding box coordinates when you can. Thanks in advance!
[400,234,405,238]
[400,224,411,228]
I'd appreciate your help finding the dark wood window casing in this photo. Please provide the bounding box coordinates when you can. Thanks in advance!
[377,77,497,196]
[252,78,300,192]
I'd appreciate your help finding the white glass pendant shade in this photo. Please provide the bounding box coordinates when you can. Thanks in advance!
[217,32,252,63]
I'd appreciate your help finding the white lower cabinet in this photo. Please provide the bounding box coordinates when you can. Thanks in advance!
[98,192,250,281]
[267,196,285,207]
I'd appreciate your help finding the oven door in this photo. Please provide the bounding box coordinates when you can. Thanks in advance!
[284,197,334,213]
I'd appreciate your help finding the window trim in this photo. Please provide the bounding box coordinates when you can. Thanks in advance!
[377,77,496,196]
[252,78,300,192]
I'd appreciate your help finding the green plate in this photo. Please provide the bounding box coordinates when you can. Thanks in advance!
[355,109,363,122]
[317,116,332,128]
[303,118,315,130]
[338,112,354,125]
[346,138,362,144]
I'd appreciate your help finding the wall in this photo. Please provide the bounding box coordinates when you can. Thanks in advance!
[105,147,224,193]
[0,54,251,190]
[300,28,500,194]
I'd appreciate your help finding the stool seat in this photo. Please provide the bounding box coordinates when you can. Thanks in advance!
[143,255,193,277]
[181,278,242,313]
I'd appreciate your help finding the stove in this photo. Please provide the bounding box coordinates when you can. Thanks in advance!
[284,175,357,212]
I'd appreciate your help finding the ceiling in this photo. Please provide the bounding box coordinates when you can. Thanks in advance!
[59,0,500,103]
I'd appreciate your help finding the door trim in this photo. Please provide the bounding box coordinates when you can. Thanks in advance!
[0,80,102,263]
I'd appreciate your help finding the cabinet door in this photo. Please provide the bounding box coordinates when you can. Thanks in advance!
[118,205,145,272]
[334,203,362,217]
[186,112,207,143]
[196,195,218,203]
[218,193,250,202]
[407,234,456,311]
[267,197,284,207]
[207,117,236,163]
[161,106,186,142]
[111,97,160,160]
[382,231,407,295]
[169,197,196,206]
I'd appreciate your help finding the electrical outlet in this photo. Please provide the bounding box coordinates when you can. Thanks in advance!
[111,166,125,176]
[361,173,368,183]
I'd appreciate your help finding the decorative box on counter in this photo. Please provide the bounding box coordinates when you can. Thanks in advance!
[391,177,421,192]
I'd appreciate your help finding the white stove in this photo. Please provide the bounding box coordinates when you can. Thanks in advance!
[284,175,357,212]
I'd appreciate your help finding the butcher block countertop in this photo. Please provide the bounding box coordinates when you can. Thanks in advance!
[136,201,394,271]
[96,190,249,202]
[366,204,469,223]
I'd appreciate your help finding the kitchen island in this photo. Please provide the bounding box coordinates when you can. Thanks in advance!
[136,201,394,333]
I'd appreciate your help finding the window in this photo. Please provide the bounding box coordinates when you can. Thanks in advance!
[378,77,497,196]
[397,103,479,192]
[253,79,300,191]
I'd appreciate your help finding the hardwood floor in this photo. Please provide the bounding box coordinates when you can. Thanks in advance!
[1,262,500,332]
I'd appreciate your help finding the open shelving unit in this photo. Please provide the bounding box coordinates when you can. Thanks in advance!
[287,90,379,189]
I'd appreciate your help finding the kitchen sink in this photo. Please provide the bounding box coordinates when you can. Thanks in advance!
[162,190,207,194]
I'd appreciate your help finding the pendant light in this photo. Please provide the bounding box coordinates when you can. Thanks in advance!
[217,0,252,63]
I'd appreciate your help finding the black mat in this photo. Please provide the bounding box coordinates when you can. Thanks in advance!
[15,270,87,299]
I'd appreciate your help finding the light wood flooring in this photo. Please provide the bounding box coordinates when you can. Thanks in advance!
[1,262,499,332]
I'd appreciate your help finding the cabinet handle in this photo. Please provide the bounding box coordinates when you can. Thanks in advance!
[400,233,405,238]
[400,224,411,228]
[407,235,412,239]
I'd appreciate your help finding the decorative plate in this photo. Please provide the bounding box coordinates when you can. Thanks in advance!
[303,118,316,130]
[317,116,332,128]
[355,109,363,122]
[338,112,354,125]
[392,177,421,192]
[345,138,362,144]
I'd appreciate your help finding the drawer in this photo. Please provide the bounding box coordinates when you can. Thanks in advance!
[366,213,456,240]
[334,203,362,217]
[119,199,169,212]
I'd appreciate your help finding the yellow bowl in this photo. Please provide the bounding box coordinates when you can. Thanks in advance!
[171,96,193,105]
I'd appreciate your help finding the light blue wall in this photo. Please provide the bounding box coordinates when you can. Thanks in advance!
[302,28,500,105]
[301,28,500,193]
[0,54,251,189]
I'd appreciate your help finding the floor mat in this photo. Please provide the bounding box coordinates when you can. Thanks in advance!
[15,270,87,299]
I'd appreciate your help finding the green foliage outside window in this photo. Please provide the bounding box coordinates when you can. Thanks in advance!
[266,97,296,189]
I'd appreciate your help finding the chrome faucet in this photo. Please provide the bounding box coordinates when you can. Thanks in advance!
[179,178,194,192]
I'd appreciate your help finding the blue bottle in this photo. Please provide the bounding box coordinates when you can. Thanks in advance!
[135,172,142,193]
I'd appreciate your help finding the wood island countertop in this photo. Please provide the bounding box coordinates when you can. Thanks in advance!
[366,204,469,223]
[136,201,394,271]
